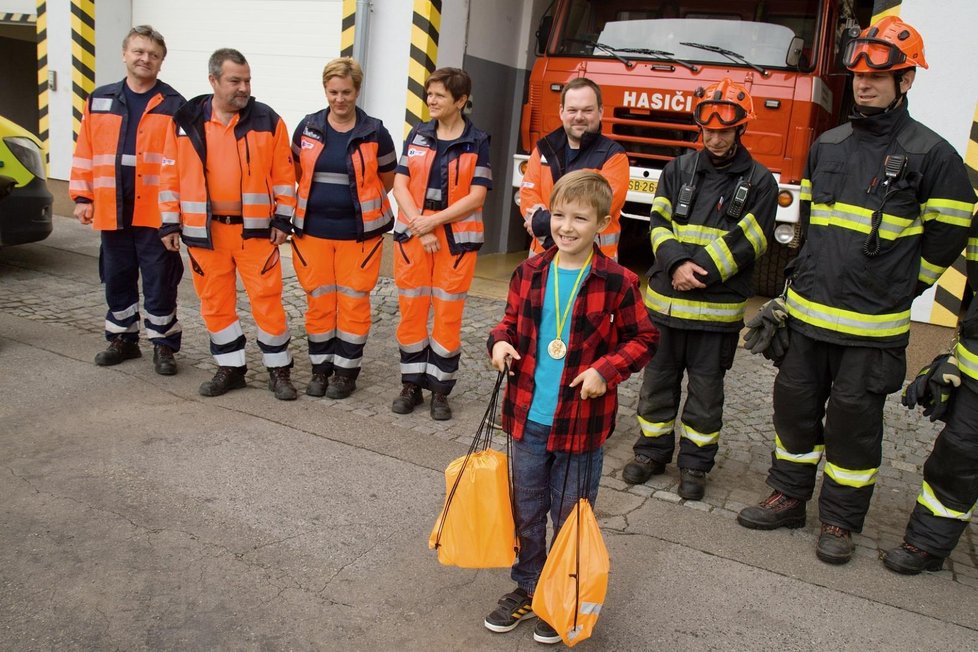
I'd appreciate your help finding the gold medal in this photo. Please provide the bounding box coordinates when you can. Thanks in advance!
[548,338,567,360]
[549,251,593,362]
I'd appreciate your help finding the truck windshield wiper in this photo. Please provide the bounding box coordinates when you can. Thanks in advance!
[615,48,700,72]
[565,38,634,68]
[680,42,768,76]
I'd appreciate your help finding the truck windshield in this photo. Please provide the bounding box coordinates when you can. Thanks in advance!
[553,0,821,71]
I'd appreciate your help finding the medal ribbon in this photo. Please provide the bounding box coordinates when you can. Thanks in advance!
[553,250,593,344]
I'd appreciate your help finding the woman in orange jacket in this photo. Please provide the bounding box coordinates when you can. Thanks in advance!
[391,67,492,420]
[292,57,397,399]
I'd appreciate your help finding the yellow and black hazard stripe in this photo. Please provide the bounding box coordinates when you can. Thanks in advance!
[403,0,441,138]
[36,0,49,157]
[872,0,901,23]
[69,0,95,143]
[927,103,978,326]
[340,0,356,57]
[0,12,36,24]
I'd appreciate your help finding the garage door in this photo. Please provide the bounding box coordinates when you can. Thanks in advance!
[132,0,342,138]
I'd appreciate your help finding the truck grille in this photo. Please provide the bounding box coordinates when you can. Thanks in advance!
[609,108,699,167]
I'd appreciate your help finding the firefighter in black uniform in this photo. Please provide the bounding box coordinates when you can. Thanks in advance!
[884,214,978,574]
[737,16,977,565]
[622,79,777,500]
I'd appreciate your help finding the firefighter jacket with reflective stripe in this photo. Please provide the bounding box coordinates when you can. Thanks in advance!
[521,127,629,258]
[159,95,297,249]
[955,219,978,385]
[789,102,976,347]
[70,79,184,230]
[646,145,778,332]
[392,117,490,254]
[293,107,394,241]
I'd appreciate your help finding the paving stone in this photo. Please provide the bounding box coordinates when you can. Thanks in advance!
[4,252,978,584]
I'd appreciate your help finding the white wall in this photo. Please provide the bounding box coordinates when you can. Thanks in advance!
[46,0,74,180]
[0,0,36,13]
[95,0,129,86]
[360,0,412,140]
[132,0,342,139]
[900,1,978,158]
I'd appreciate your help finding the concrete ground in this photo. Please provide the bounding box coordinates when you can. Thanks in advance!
[2,215,977,650]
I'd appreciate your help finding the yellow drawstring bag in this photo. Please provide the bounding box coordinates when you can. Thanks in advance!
[429,371,518,567]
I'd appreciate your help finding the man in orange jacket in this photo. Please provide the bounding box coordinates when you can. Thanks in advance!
[70,26,185,375]
[160,48,298,400]
[520,77,629,260]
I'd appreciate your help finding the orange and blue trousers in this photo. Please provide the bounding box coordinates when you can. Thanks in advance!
[186,221,292,370]
[394,227,476,395]
[291,234,383,378]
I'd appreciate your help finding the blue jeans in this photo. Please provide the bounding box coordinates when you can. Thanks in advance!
[510,419,604,595]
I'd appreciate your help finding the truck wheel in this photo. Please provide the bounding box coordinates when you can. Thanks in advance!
[753,243,798,298]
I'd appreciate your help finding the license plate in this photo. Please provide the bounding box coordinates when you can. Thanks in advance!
[628,178,658,194]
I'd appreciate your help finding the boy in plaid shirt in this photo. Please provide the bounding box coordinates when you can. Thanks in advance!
[484,170,658,643]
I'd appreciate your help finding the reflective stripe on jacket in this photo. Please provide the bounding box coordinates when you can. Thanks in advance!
[392,118,490,254]
[70,80,184,230]
[293,107,394,241]
[645,146,778,332]
[788,103,976,347]
[159,95,297,249]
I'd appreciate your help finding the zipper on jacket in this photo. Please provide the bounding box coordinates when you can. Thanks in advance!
[360,237,383,268]
[398,241,411,264]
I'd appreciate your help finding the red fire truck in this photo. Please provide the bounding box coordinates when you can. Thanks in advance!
[512,0,874,294]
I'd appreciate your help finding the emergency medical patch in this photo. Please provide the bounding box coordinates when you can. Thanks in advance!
[91,98,113,112]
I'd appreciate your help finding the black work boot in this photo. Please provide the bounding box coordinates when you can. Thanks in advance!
[430,392,453,421]
[268,366,298,401]
[816,523,853,565]
[153,344,177,376]
[326,375,356,399]
[737,490,807,530]
[622,454,665,485]
[392,383,423,414]
[883,542,945,575]
[678,468,707,501]
[306,372,329,397]
[199,366,247,397]
[95,338,141,366]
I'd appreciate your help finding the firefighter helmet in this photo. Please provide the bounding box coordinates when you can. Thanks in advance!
[692,78,756,129]
[843,16,928,72]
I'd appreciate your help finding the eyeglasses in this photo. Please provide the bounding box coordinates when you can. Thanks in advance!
[843,38,908,70]
[693,101,747,127]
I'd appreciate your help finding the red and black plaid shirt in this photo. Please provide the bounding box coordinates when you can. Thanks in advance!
[488,246,659,453]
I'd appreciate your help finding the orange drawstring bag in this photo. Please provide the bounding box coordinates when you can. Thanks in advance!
[531,498,609,647]
[429,371,519,568]
[531,412,609,647]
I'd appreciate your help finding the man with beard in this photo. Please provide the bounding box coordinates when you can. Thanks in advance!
[520,77,629,260]
[737,17,976,566]
[622,79,777,501]
[159,48,298,400]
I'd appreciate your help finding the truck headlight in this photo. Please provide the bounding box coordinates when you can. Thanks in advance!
[775,223,798,245]
[5,137,46,180]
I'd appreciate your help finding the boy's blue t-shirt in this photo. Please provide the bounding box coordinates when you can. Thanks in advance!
[528,260,591,425]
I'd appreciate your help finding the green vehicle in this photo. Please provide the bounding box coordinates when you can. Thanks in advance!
[0,115,53,246]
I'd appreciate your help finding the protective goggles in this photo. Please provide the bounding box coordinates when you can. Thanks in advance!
[843,38,908,70]
[693,101,748,127]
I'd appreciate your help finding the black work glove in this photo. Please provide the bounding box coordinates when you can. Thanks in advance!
[744,297,788,362]
[530,206,555,249]
[902,353,961,422]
